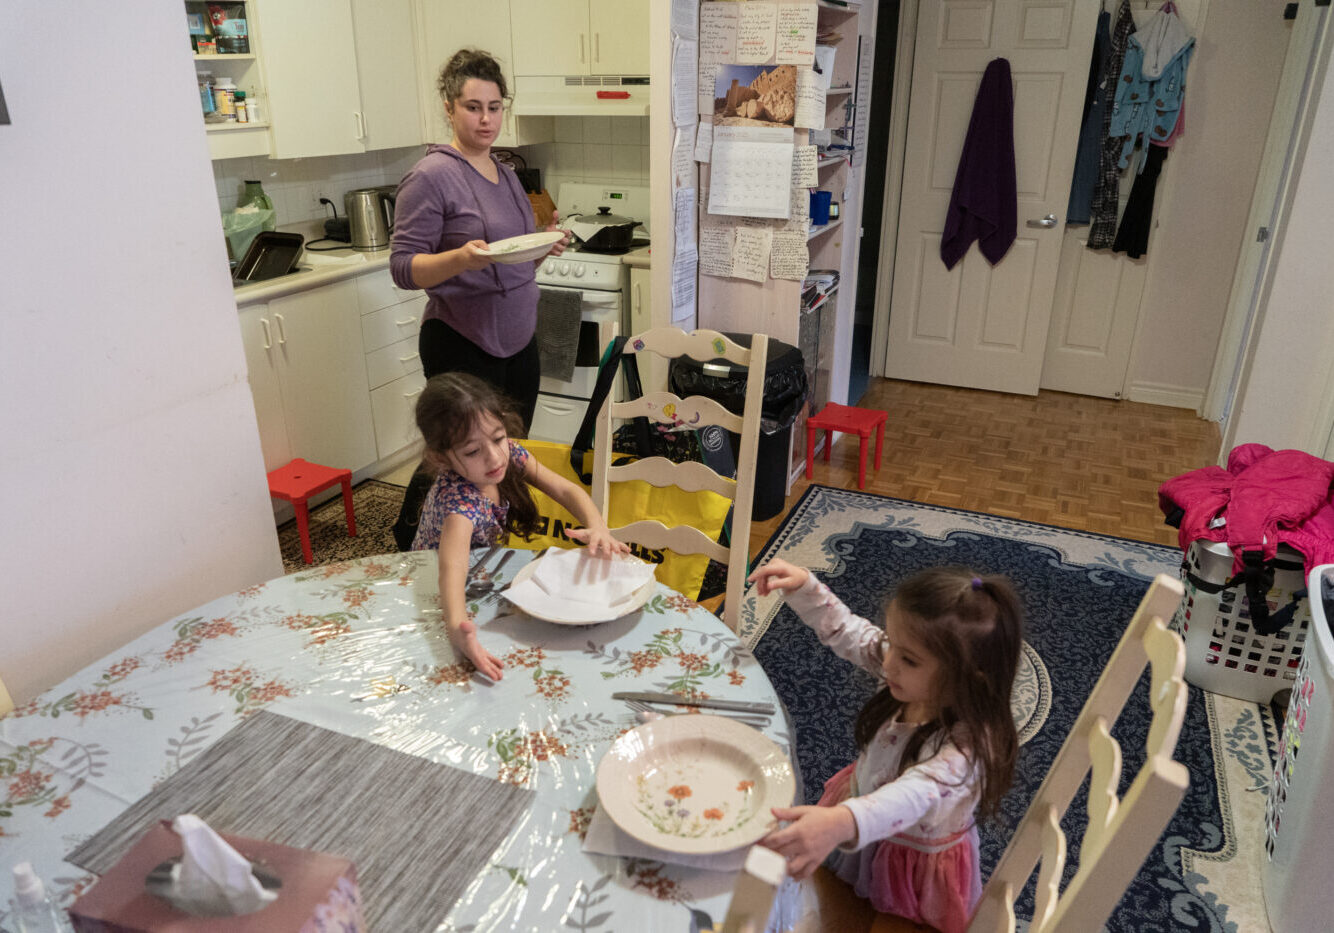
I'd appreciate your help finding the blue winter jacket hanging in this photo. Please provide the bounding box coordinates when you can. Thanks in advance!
[1108,7,1194,171]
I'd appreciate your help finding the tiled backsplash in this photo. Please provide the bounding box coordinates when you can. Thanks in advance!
[211,115,649,228]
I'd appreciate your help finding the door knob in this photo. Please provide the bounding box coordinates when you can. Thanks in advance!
[1026,213,1058,228]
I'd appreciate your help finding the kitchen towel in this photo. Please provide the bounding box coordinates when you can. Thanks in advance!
[67,710,532,932]
[940,57,1017,270]
[536,286,583,382]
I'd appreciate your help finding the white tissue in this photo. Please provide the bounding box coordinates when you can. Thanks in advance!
[165,814,278,917]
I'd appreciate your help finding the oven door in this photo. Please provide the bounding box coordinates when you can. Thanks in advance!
[537,289,622,399]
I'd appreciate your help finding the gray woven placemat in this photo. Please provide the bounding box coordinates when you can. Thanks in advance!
[68,711,532,930]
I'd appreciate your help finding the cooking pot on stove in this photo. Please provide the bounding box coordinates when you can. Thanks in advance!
[566,206,638,253]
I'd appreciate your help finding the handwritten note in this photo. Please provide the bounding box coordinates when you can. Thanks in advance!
[708,140,794,219]
[775,4,818,65]
[672,250,697,323]
[672,37,698,127]
[791,145,817,188]
[698,62,721,117]
[770,229,809,280]
[699,224,734,278]
[732,226,774,284]
[785,188,811,230]
[736,3,777,64]
[674,187,696,254]
[673,126,695,188]
[699,2,738,63]
[671,0,699,39]
[795,68,826,130]
[694,121,714,163]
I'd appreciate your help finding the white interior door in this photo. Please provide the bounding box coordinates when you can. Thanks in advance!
[886,1,1096,395]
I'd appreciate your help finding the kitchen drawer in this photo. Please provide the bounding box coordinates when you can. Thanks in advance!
[528,392,586,445]
[362,296,425,352]
[365,334,424,390]
[371,370,427,458]
[356,269,420,315]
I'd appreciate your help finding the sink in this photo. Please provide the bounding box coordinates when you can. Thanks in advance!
[300,251,368,267]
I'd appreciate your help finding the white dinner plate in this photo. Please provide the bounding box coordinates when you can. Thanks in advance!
[596,715,795,855]
[502,552,657,625]
[478,230,564,264]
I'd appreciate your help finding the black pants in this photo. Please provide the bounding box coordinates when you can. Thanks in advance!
[392,318,541,551]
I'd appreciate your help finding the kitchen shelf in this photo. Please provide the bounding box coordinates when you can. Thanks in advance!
[827,86,854,96]
[807,217,844,241]
[205,120,270,132]
[194,52,256,61]
[817,154,844,170]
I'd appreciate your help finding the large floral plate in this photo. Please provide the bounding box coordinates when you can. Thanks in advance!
[478,230,564,264]
[502,552,657,625]
[595,715,795,854]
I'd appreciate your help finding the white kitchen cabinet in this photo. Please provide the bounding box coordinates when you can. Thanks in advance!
[189,0,271,160]
[356,270,427,458]
[239,280,378,472]
[254,0,421,157]
[511,0,649,77]
[415,0,552,147]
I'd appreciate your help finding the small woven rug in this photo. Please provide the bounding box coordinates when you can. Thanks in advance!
[278,479,406,573]
[742,485,1275,933]
[67,711,531,931]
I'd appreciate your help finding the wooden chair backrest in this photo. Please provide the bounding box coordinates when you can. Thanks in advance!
[969,573,1190,933]
[591,327,767,631]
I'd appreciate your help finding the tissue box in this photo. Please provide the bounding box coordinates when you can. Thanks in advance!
[69,825,364,932]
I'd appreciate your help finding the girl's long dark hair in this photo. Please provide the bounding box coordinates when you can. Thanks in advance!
[414,373,540,540]
[853,566,1024,819]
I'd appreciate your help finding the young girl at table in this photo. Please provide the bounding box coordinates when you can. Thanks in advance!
[412,372,628,680]
[746,559,1023,933]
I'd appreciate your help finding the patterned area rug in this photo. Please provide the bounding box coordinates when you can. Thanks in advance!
[740,486,1274,933]
[277,480,406,574]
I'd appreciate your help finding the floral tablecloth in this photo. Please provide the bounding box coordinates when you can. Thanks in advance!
[0,551,792,932]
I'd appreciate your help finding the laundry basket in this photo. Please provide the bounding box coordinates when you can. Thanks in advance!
[1173,539,1309,703]
[1262,564,1334,931]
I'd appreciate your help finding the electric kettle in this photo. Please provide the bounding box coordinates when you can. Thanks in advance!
[345,186,396,252]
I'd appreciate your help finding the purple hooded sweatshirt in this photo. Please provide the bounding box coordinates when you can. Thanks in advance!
[390,145,538,358]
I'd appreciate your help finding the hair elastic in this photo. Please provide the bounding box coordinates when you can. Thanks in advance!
[971,577,983,590]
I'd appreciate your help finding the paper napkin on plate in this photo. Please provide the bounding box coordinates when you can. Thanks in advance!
[505,549,655,623]
[581,803,750,871]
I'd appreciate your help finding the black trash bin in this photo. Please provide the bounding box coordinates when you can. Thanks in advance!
[669,334,808,521]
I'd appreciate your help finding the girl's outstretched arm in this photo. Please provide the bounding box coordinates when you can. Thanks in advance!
[747,558,810,596]
[759,804,858,881]
[437,512,504,680]
[522,456,630,558]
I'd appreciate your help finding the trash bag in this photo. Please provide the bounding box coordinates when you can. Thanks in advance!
[222,205,277,263]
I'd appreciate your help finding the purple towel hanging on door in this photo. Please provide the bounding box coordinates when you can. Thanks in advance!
[940,58,1017,270]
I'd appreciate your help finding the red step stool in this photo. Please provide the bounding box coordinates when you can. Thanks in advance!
[805,402,887,490]
[267,458,357,564]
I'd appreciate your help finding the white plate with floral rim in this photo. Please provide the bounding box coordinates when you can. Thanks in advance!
[595,714,795,854]
[477,230,564,264]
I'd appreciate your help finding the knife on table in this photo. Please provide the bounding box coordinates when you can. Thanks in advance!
[612,691,776,715]
[468,543,502,578]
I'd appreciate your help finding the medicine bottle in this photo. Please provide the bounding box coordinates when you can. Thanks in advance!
[198,72,215,115]
[214,76,237,120]
[244,93,262,124]
[234,90,248,123]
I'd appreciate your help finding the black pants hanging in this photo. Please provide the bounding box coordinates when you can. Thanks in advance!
[1112,144,1168,259]
[391,318,542,552]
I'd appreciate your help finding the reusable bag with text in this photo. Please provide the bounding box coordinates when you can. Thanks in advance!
[509,338,733,602]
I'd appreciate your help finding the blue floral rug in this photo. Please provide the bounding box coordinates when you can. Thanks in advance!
[738,486,1275,933]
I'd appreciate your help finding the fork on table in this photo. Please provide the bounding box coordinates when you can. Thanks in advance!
[623,698,771,727]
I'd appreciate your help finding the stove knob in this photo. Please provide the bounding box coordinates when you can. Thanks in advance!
[573,264,585,278]
[559,263,570,276]
[542,261,555,274]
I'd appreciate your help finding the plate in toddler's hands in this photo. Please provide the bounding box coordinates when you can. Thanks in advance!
[478,231,564,264]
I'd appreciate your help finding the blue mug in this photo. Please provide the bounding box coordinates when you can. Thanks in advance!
[810,190,833,225]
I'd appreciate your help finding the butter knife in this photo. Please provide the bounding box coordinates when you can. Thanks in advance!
[612,691,776,715]
[468,542,502,578]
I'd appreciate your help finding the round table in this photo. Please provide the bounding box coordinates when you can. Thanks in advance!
[0,549,793,931]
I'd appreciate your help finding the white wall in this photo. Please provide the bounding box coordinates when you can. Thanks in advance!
[1225,45,1334,452]
[0,7,282,702]
[1127,0,1289,404]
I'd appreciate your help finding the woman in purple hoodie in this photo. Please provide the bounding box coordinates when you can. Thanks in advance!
[390,48,568,549]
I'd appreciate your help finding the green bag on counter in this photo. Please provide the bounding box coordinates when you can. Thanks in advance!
[222,205,277,262]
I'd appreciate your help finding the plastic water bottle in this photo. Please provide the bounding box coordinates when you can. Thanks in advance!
[9,863,69,933]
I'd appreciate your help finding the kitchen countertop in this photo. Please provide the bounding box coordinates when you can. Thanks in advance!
[622,245,652,269]
[232,219,390,307]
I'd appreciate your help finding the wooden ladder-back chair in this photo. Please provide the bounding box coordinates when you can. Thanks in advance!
[968,573,1190,933]
[591,327,768,632]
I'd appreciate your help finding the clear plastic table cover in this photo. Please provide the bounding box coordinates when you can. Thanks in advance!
[0,550,796,932]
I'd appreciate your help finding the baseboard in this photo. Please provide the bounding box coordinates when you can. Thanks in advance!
[1125,381,1205,412]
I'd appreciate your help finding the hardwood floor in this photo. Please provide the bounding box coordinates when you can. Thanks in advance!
[744,378,1221,932]
[751,378,1222,560]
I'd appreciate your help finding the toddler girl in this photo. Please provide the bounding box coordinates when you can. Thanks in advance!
[747,559,1023,933]
[412,372,627,679]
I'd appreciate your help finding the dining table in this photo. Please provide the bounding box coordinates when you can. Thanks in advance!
[0,548,797,932]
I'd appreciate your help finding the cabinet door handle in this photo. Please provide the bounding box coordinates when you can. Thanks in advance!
[579,34,586,64]
[274,313,287,345]
[399,352,420,363]
[395,317,416,326]
[354,112,366,140]
[633,281,642,312]
[260,318,273,350]
[595,33,600,64]
[404,387,424,399]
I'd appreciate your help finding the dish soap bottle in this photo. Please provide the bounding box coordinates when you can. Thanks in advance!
[9,863,69,933]
[241,179,273,211]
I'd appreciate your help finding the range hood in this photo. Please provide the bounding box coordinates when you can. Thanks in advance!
[511,76,650,117]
